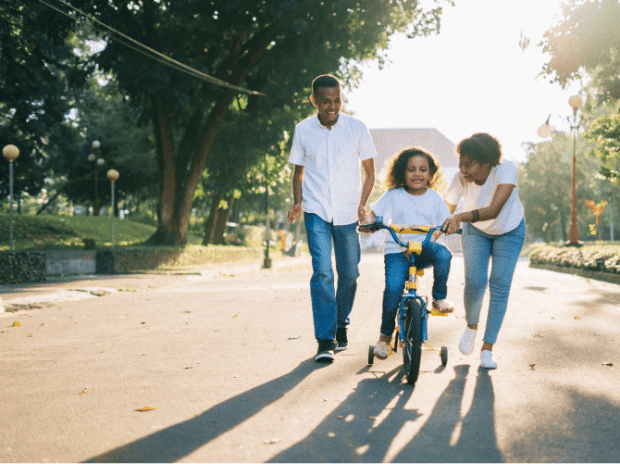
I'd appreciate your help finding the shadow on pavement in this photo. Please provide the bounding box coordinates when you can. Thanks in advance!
[85,359,319,463]
[268,365,500,463]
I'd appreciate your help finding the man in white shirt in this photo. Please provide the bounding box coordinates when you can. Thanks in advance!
[287,74,377,363]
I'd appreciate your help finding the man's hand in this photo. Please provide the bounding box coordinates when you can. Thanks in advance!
[287,202,303,224]
[357,204,367,223]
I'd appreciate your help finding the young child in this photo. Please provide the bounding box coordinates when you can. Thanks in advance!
[366,147,454,359]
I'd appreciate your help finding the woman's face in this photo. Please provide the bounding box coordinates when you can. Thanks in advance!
[459,155,491,185]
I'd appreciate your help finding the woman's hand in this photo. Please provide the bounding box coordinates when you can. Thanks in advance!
[442,215,462,236]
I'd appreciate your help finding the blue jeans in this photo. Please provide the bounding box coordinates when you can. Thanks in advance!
[304,213,361,342]
[380,241,452,337]
[461,219,526,345]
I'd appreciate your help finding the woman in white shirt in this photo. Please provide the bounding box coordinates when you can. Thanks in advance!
[442,133,526,369]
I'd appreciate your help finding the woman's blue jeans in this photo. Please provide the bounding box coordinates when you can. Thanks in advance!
[461,219,526,345]
[380,241,452,337]
[304,213,361,342]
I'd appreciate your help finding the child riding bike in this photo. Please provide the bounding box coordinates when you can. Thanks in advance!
[362,147,454,359]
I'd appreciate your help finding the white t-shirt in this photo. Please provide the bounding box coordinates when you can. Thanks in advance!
[288,113,377,225]
[444,160,524,235]
[371,188,451,255]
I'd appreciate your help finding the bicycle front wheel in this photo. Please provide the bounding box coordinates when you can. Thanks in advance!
[402,298,423,386]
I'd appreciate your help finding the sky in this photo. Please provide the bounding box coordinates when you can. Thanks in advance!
[345,0,581,163]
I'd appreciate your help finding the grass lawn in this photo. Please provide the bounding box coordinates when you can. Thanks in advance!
[0,213,203,251]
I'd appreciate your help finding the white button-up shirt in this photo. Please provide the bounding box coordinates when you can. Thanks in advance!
[288,113,377,225]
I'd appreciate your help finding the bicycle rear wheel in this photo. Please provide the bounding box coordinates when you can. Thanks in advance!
[402,298,423,385]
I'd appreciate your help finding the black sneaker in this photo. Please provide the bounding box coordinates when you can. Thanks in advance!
[315,339,336,363]
[335,327,348,352]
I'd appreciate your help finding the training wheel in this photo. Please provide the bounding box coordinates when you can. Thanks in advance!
[440,346,448,367]
[368,345,375,365]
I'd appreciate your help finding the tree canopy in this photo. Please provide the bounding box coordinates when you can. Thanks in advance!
[541,0,620,101]
[44,0,451,245]
[0,0,84,199]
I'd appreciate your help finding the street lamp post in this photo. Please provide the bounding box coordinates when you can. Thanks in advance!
[537,95,583,246]
[3,144,20,251]
[568,94,583,246]
[107,169,119,249]
[89,140,105,216]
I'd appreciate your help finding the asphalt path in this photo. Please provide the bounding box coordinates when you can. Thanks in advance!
[1,253,620,462]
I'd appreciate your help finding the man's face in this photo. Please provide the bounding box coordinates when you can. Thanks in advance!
[311,86,341,128]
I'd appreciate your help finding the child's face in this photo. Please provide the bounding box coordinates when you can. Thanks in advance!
[404,155,431,195]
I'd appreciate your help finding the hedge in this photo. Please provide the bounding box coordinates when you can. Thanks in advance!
[529,245,620,274]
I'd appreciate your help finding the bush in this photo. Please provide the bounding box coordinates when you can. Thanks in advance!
[529,244,620,274]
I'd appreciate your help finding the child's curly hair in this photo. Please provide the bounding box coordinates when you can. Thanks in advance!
[386,147,441,191]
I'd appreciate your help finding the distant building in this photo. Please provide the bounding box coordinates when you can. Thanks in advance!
[369,128,458,181]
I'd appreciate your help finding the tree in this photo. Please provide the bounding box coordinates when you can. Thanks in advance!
[519,132,597,243]
[56,0,450,245]
[0,0,84,202]
[541,0,620,102]
[41,73,156,216]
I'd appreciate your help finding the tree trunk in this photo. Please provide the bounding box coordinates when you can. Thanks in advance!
[145,97,178,245]
[212,194,233,245]
[202,192,221,245]
[145,29,274,246]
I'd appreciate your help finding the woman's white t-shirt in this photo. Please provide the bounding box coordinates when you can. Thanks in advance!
[371,187,451,255]
[444,160,524,235]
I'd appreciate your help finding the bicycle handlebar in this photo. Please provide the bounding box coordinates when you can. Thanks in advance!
[357,217,461,249]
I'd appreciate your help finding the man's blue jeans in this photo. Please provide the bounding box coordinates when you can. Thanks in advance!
[380,242,452,337]
[461,219,526,345]
[304,213,360,342]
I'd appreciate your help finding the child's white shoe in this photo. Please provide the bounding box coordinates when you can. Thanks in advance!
[374,341,390,359]
[433,299,455,313]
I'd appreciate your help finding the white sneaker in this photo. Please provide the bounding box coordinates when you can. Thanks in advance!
[433,299,455,313]
[459,327,477,355]
[481,350,498,369]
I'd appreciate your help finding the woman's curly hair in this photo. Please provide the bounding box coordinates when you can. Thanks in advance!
[386,147,441,191]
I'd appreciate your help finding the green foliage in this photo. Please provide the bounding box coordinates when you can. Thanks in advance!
[0,0,84,198]
[0,213,156,251]
[529,243,620,274]
[519,132,600,242]
[541,0,620,102]
[585,110,620,181]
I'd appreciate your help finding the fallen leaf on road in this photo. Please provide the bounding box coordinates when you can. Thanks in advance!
[263,438,281,445]
[529,364,536,370]
[12,321,21,327]
[574,316,580,320]
[233,314,240,318]
[135,406,158,412]
[80,388,88,394]
[602,362,613,366]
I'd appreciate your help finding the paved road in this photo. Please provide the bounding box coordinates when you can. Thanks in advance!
[1,253,620,462]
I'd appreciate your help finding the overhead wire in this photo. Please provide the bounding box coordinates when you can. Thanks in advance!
[37,0,265,96]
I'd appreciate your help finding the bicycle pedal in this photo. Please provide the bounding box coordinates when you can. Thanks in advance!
[430,308,448,317]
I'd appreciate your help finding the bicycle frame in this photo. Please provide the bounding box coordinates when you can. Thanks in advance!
[358,217,447,344]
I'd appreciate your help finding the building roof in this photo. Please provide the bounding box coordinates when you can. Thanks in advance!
[369,128,458,179]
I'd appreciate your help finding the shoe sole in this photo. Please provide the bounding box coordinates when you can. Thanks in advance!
[335,345,348,352]
[315,353,335,363]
